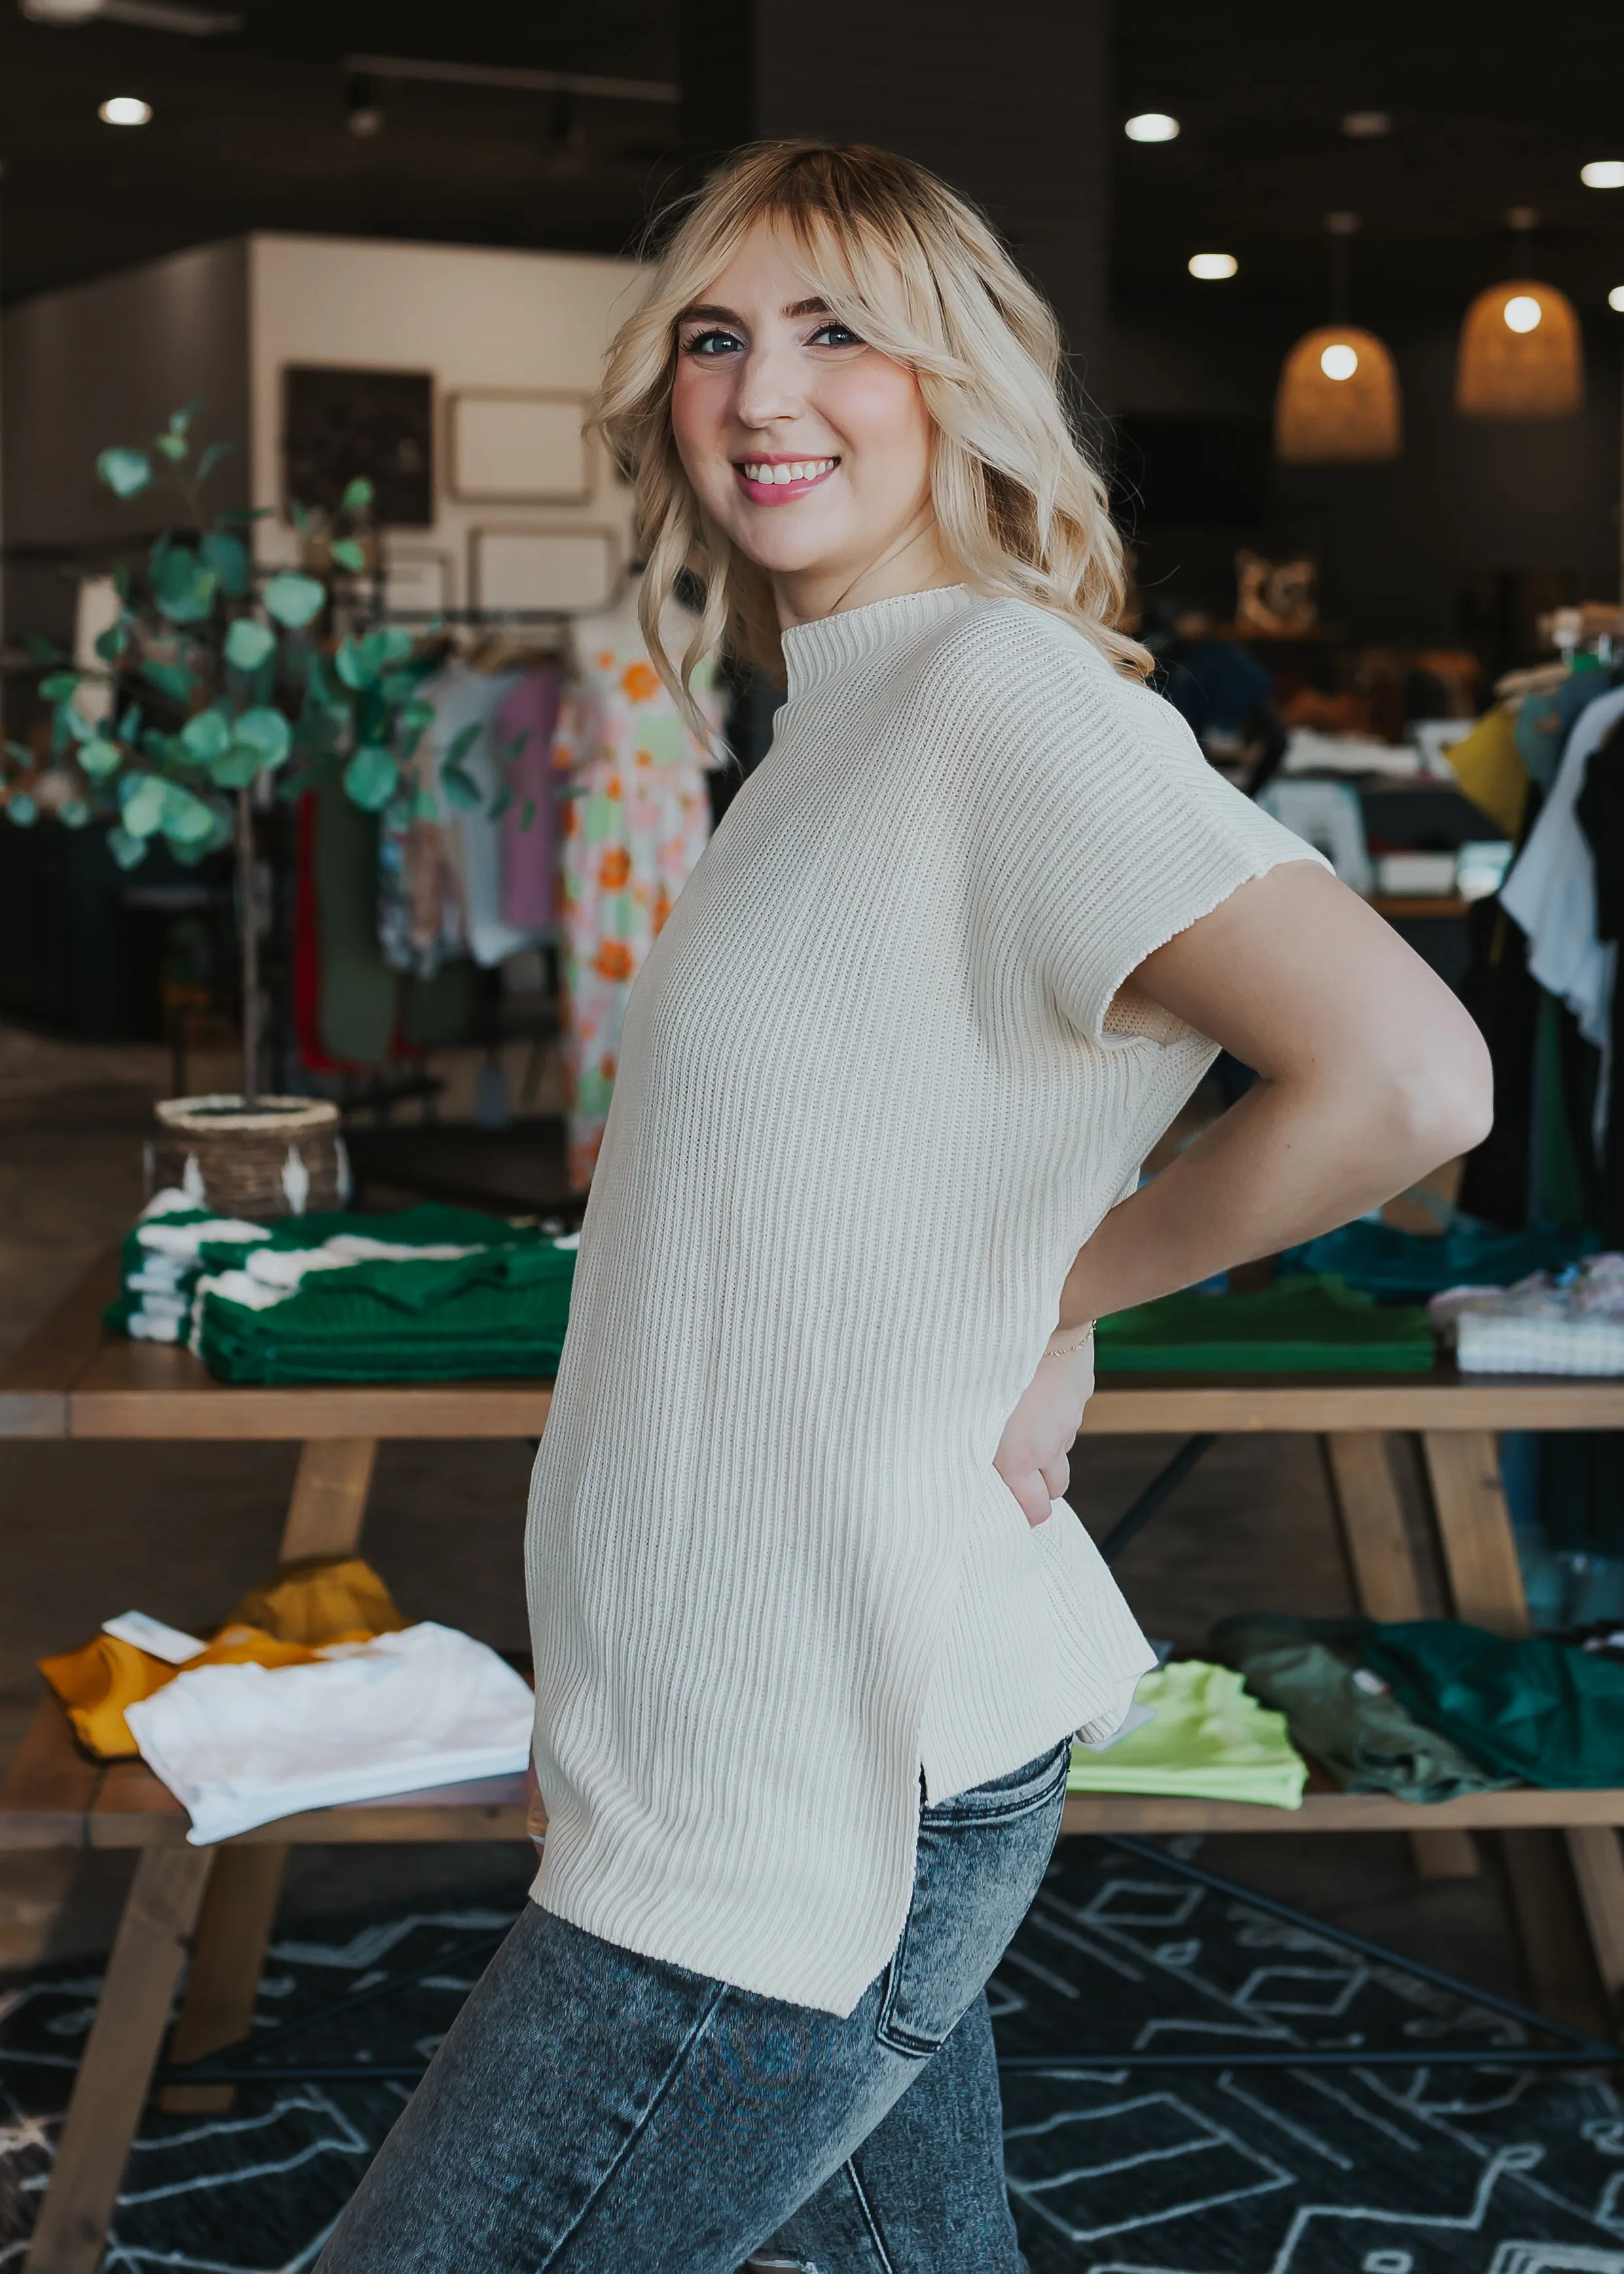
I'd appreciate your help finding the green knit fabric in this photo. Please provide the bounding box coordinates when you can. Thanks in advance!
[1362,1619,1624,1791]
[1094,1274,1435,1374]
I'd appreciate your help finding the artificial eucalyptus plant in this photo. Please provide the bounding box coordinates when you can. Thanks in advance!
[0,405,489,1108]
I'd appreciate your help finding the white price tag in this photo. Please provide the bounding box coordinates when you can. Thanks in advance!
[102,1610,208,1666]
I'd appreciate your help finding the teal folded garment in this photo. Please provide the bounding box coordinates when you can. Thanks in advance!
[1094,1274,1435,1374]
[1277,1216,1597,1303]
[1361,1619,1624,1791]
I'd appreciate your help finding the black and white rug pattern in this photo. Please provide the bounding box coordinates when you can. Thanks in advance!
[3,1842,1624,2272]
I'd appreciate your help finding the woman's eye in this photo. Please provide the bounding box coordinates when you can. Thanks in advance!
[810,321,863,348]
[681,328,744,358]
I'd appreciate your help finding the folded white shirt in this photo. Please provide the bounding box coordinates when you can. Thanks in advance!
[125,1622,534,1845]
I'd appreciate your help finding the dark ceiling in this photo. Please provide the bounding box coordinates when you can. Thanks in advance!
[1,0,1623,327]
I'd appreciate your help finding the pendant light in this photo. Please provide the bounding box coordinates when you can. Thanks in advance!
[1274,213,1401,463]
[1455,209,1583,418]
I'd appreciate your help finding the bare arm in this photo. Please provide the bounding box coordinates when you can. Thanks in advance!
[994,860,1494,1525]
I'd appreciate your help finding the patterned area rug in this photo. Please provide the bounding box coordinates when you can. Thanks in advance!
[3,1841,1623,2271]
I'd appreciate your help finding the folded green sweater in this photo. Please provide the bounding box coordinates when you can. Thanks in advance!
[1094,1274,1435,1374]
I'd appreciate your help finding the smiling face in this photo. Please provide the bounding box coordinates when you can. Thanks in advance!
[668,218,947,624]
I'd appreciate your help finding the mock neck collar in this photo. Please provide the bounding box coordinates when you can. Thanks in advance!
[779,585,974,702]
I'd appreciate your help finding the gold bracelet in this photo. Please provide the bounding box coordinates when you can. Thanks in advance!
[1046,1322,1095,1361]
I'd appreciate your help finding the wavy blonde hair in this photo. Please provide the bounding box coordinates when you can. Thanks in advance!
[595,139,1149,729]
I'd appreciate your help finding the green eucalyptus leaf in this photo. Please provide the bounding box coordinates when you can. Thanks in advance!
[343,746,398,811]
[117,702,143,743]
[329,539,367,574]
[489,785,513,820]
[79,736,124,782]
[209,745,261,789]
[154,432,188,463]
[6,792,37,828]
[154,545,216,626]
[232,707,292,768]
[263,571,327,630]
[120,774,169,839]
[139,659,198,704]
[169,401,198,435]
[112,562,132,603]
[60,798,91,830]
[180,708,232,765]
[159,781,216,846]
[107,825,147,871]
[444,722,482,769]
[97,447,151,499]
[39,672,80,702]
[441,763,481,813]
[333,635,374,691]
[196,441,234,483]
[519,796,537,834]
[93,621,131,663]
[339,476,374,513]
[225,617,276,672]
[201,530,249,598]
[58,704,94,746]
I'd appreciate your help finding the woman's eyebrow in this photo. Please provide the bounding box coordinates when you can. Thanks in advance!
[677,302,743,325]
[785,297,832,317]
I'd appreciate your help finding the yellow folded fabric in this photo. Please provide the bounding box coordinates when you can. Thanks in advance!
[39,1557,407,1760]
[1067,1659,1307,1810]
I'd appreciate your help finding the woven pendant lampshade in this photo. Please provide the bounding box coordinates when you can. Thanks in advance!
[1456,280,1583,416]
[1274,325,1401,463]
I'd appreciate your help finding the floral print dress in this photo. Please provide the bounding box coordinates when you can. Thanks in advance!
[554,591,721,1190]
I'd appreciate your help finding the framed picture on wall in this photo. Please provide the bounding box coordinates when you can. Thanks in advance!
[382,549,452,616]
[470,526,619,614]
[282,366,435,528]
[448,390,592,505]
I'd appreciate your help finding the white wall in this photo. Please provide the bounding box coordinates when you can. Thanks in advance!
[246,233,645,607]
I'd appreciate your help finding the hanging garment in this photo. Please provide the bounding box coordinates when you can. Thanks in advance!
[1445,707,1530,839]
[497,668,563,933]
[1276,1214,1595,1301]
[1064,1660,1307,1809]
[1515,664,1612,789]
[1212,1614,1515,1803]
[416,663,542,969]
[1501,682,1624,1051]
[1256,778,1373,894]
[554,590,719,1189]
[378,711,467,984]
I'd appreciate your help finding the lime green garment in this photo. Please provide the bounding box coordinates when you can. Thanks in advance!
[1066,1659,1307,1809]
[1093,1274,1435,1374]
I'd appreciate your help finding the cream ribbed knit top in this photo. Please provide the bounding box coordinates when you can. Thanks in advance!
[525,586,1320,2015]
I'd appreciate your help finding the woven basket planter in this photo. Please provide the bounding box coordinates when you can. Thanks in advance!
[145,1095,351,1221]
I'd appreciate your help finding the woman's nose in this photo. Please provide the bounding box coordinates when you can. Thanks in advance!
[734,342,803,429]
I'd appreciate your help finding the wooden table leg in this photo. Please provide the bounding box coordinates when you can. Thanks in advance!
[156,1845,287,2114]
[160,1437,380,2115]
[25,1845,214,2274]
[1323,1432,1478,1881]
[276,1436,378,1564]
[1421,1427,1615,2034]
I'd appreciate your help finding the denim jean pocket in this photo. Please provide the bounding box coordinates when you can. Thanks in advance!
[876,1739,1070,2058]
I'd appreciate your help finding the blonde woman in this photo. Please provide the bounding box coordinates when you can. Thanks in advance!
[320,143,1490,2273]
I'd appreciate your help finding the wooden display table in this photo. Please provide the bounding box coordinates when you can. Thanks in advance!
[5,1254,1624,2271]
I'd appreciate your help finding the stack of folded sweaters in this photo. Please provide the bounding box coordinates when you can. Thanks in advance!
[107,1193,577,1384]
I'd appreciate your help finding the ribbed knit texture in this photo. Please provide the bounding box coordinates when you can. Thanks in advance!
[524,587,1321,2013]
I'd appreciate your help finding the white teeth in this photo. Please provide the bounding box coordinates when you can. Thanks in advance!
[742,457,834,484]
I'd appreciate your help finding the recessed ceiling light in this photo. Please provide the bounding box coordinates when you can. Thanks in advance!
[1320,342,1360,381]
[1581,160,1624,189]
[1125,113,1180,143]
[1503,294,1543,334]
[99,96,152,126]
[1609,286,1624,312]
[1188,252,1237,281]
[1342,111,1393,139]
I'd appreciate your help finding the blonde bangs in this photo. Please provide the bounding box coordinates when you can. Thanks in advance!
[592,141,1149,739]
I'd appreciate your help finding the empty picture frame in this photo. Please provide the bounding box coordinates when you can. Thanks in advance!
[382,549,452,616]
[283,366,434,527]
[449,390,592,505]
[470,526,619,614]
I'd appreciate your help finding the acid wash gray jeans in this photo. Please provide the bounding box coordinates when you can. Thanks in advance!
[314,1737,1070,2273]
